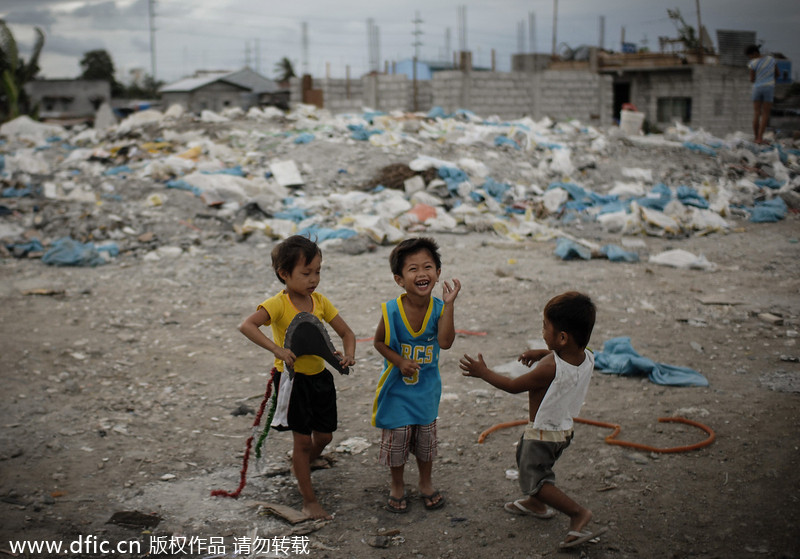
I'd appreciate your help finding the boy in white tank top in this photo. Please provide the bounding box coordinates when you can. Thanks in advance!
[460,291,607,550]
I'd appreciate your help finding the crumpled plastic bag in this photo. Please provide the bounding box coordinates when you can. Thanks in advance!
[42,237,118,267]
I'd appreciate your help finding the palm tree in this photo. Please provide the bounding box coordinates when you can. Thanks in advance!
[0,20,45,122]
[274,57,296,84]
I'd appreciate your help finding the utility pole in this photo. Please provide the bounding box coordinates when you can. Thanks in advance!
[148,0,157,81]
[412,11,423,60]
[696,0,704,64]
[412,11,423,111]
[529,12,535,53]
[551,0,558,58]
[301,22,309,75]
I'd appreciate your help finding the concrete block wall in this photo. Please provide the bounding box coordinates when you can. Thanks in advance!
[317,78,363,114]
[406,81,433,113]
[535,71,613,126]
[363,74,410,112]
[691,66,751,137]
[430,71,464,114]
[463,72,533,120]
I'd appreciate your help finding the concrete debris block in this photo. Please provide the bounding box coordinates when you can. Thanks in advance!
[270,160,304,187]
[94,103,117,130]
[403,175,425,195]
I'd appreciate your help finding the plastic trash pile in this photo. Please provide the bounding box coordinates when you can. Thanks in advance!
[1,104,797,266]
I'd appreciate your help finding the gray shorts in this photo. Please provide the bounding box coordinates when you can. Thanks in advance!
[515,433,573,495]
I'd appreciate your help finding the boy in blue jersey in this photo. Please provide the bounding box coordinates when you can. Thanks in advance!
[372,237,461,513]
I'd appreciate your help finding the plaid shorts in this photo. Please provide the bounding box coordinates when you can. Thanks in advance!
[378,421,438,467]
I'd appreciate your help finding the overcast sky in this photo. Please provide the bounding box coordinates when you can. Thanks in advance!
[2,0,798,85]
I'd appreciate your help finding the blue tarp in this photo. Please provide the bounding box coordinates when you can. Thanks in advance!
[554,238,591,260]
[494,136,521,150]
[293,133,315,144]
[683,142,717,157]
[594,337,709,387]
[439,166,469,194]
[104,165,132,176]
[42,237,118,267]
[749,197,787,222]
[754,178,785,189]
[601,244,639,262]
[201,166,245,176]
[676,185,709,209]
[635,183,672,211]
[166,179,202,196]
[296,225,358,243]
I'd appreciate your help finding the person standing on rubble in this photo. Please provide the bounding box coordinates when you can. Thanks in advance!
[745,44,779,145]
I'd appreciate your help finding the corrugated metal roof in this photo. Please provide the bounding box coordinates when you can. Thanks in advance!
[160,68,278,94]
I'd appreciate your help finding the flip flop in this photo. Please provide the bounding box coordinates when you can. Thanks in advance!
[558,526,609,549]
[384,494,408,514]
[503,499,555,519]
[421,490,445,510]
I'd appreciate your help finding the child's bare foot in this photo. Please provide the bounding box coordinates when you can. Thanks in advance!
[559,508,594,546]
[302,500,332,520]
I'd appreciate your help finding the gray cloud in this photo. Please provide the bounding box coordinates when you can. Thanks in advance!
[69,0,148,31]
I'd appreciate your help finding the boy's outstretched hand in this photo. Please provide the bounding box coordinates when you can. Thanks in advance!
[459,353,489,379]
[442,278,461,305]
[518,349,551,367]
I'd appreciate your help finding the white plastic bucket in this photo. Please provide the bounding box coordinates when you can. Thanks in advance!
[620,110,645,135]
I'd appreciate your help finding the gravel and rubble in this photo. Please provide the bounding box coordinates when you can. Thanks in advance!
[1,105,799,558]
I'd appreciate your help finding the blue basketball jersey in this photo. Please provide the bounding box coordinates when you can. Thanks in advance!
[372,295,444,429]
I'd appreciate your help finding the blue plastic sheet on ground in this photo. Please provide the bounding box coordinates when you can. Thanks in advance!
[42,237,118,267]
[426,106,450,119]
[635,183,672,211]
[494,136,520,150]
[601,244,639,262]
[350,128,382,141]
[754,178,785,189]
[749,197,787,222]
[104,165,132,176]
[362,111,387,124]
[682,142,717,157]
[554,238,591,260]
[296,225,357,243]
[438,166,469,194]
[482,177,511,201]
[2,185,35,197]
[273,207,308,222]
[676,185,709,209]
[201,165,245,176]
[294,133,315,144]
[594,337,709,387]
[166,179,202,196]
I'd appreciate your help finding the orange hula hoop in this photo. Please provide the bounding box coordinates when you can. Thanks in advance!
[478,416,715,453]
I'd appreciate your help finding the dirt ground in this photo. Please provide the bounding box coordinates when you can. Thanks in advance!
[1,211,799,558]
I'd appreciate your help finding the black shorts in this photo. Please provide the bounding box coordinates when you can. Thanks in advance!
[276,369,337,435]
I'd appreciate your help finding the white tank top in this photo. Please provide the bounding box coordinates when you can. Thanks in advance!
[532,349,594,431]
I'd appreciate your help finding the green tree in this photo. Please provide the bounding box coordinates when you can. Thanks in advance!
[0,20,45,122]
[274,57,296,83]
[80,49,123,96]
[123,74,165,99]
